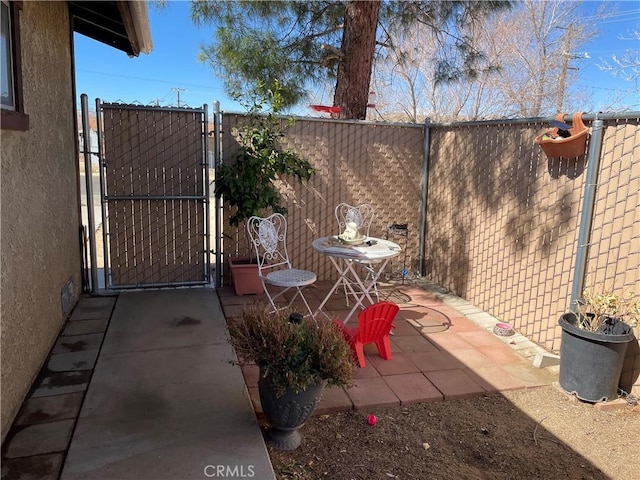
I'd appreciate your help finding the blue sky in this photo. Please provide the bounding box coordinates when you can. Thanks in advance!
[74,0,640,116]
[574,0,640,111]
[74,1,239,112]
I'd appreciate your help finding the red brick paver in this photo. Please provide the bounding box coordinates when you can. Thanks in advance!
[220,282,556,414]
[345,377,400,409]
[383,373,443,404]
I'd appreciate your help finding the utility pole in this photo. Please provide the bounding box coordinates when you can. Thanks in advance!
[557,23,573,112]
[171,87,187,107]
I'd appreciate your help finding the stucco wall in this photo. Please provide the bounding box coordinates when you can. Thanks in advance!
[1,1,81,441]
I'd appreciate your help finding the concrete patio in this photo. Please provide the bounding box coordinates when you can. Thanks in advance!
[1,289,275,480]
[1,280,558,480]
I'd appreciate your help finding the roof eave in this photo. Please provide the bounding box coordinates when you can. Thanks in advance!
[69,1,153,57]
[117,0,153,57]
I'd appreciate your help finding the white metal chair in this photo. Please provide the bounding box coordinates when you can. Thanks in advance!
[247,213,317,317]
[334,203,379,306]
[335,203,375,238]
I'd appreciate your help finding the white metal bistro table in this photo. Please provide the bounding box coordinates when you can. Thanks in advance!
[312,236,401,323]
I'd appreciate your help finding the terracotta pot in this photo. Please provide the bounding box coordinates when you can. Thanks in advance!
[535,112,589,159]
[228,256,264,295]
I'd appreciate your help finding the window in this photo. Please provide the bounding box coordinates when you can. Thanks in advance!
[1,1,15,109]
[1,0,28,130]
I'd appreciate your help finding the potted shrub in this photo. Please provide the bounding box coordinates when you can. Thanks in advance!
[558,289,639,402]
[227,305,354,450]
[215,83,314,295]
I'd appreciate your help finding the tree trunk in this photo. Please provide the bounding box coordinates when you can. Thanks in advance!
[333,0,380,120]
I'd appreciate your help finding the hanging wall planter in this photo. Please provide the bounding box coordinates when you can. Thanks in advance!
[535,112,589,159]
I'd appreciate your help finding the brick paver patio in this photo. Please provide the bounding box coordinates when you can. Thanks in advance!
[216,279,558,417]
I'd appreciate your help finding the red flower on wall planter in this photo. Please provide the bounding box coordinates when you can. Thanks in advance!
[535,112,589,159]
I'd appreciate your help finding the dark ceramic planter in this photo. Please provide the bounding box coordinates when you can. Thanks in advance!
[558,313,635,402]
[258,371,325,450]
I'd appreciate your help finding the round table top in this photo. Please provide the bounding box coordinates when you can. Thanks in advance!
[312,236,401,261]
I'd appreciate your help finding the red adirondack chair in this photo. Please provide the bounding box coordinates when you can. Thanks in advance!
[334,302,400,367]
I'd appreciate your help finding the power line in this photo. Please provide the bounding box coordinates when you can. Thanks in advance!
[573,82,639,94]
[76,68,220,92]
[597,17,640,25]
[580,9,640,22]
[160,89,174,103]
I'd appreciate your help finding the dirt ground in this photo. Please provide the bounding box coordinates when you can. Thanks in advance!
[267,385,639,480]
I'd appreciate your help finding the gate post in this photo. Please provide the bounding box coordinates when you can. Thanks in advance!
[213,101,223,288]
[80,94,98,293]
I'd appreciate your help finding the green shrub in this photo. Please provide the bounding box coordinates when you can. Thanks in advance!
[227,305,354,397]
[215,82,314,226]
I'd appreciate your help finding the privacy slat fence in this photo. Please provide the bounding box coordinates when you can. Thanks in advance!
[220,116,425,284]
[99,103,210,288]
[427,117,638,353]
[427,119,585,350]
[219,113,639,387]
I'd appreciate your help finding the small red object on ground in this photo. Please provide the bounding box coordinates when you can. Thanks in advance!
[367,414,377,426]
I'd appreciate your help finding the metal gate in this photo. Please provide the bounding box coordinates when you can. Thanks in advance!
[81,97,211,290]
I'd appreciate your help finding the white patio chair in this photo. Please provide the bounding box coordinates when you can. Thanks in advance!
[335,203,375,238]
[334,203,379,306]
[247,213,317,317]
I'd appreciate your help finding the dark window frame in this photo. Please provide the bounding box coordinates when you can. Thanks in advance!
[1,0,29,131]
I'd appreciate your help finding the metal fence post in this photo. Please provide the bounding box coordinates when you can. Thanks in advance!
[94,98,110,290]
[203,104,211,284]
[80,94,98,293]
[570,114,605,310]
[418,117,431,278]
[213,102,223,288]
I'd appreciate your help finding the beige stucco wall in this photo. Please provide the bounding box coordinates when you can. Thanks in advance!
[1,1,81,441]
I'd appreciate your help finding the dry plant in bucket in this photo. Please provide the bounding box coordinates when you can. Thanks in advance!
[227,305,355,397]
[574,289,640,334]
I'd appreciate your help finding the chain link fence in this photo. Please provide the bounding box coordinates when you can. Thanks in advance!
[218,112,639,368]
[220,115,425,285]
